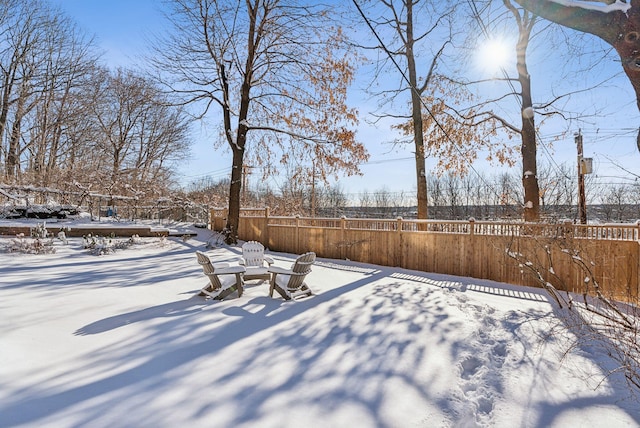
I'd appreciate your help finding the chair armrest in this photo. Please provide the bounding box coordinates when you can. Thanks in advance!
[268,266,309,276]
[267,266,292,275]
[264,255,274,265]
[216,266,246,275]
[212,262,230,269]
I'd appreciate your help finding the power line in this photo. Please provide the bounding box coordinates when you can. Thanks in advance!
[351,0,512,211]
[467,0,573,181]
[178,166,232,181]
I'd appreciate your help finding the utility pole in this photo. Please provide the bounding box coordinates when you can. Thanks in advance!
[576,130,587,224]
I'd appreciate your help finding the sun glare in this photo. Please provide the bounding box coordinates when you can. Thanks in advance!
[476,38,512,75]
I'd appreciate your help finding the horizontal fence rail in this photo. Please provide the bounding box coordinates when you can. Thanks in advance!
[210,208,639,302]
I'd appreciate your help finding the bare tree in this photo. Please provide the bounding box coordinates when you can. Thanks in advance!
[598,183,633,221]
[151,0,367,243]
[463,1,544,220]
[0,0,104,187]
[27,14,99,188]
[0,0,46,179]
[466,1,613,222]
[504,0,540,221]
[358,189,372,214]
[316,184,348,217]
[356,1,501,220]
[373,187,393,217]
[428,174,445,208]
[87,67,191,197]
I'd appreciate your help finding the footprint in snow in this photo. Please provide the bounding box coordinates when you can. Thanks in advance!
[460,355,483,379]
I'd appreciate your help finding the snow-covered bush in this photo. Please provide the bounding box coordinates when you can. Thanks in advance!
[30,222,49,239]
[6,232,55,254]
[57,230,68,245]
[1,222,56,254]
[83,233,144,255]
[83,233,114,255]
[206,232,224,249]
[502,234,640,392]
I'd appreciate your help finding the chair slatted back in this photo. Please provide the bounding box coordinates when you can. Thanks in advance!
[242,241,266,267]
[196,251,222,289]
[292,252,315,273]
[287,252,315,290]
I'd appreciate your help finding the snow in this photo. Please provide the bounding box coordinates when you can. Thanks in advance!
[522,107,534,119]
[0,221,638,427]
[549,0,632,13]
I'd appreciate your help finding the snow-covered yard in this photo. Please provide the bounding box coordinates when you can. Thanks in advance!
[0,226,638,427]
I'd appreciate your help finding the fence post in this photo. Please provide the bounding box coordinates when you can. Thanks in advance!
[397,217,403,267]
[296,215,300,254]
[264,207,270,248]
[341,216,347,260]
[468,217,476,277]
[637,221,640,300]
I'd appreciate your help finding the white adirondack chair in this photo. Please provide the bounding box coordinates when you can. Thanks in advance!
[239,241,274,281]
[268,252,316,300]
[195,251,245,299]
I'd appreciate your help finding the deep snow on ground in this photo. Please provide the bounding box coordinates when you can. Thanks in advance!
[0,222,638,427]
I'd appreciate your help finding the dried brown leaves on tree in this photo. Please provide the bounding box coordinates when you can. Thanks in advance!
[153,0,367,243]
[392,76,516,177]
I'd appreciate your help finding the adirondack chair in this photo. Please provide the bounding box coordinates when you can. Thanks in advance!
[195,251,246,299]
[268,252,316,300]
[238,241,274,281]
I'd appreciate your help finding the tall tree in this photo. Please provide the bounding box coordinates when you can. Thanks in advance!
[511,0,640,149]
[355,0,455,220]
[504,0,540,221]
[355,1,510,220]
[0,0,44,179]
[152,0,367,243]
[467,0,597,221]
[28,14,98,187]
[88,67,191,195]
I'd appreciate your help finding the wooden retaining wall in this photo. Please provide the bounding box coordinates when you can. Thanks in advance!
[0,225,169,238]
[211,208,640,301]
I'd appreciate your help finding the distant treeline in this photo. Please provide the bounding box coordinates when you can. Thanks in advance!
[316,204,640,223]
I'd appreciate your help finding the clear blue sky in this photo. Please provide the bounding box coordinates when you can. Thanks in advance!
[49,0,640,201]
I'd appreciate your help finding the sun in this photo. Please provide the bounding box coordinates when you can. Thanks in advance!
[476,38,512,75]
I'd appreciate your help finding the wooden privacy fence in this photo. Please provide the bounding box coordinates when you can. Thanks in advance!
[210,208,639,301]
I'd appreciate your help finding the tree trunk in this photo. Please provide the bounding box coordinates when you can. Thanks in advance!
[406,1,428,220]
[6,114,21,179]
[520,88,540,222]
[6,89,26,180]
[223,2,258,244]
[0,70,15,169]
[515,12,540,222]
[223,66,251,243]
[226,145,244,243]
